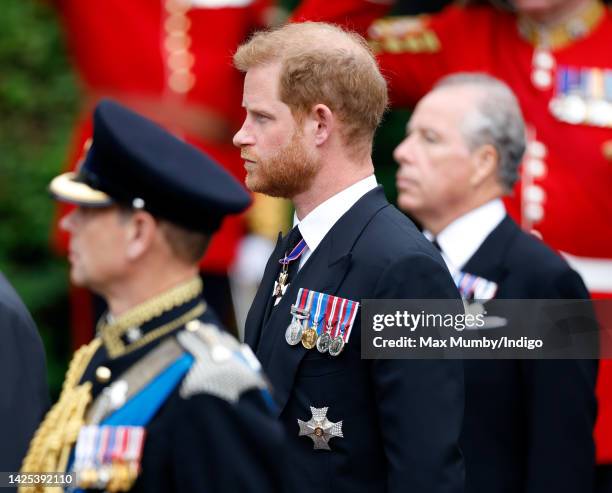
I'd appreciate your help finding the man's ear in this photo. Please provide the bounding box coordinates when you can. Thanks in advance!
[309,103,334,147]
[470,144,498,188]
[125,211,157,260]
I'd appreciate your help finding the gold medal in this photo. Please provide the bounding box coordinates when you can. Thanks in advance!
[301,327,318,349]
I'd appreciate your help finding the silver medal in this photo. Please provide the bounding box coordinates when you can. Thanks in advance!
[328,334,345,357]
[285,318,304,346]
[316,331,332,353]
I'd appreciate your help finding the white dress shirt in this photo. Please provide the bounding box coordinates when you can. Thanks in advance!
[294,175,378,268]
[425,199,506,277]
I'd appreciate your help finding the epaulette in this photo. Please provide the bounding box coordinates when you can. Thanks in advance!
[367,15,440,54]
[177,320,268,403]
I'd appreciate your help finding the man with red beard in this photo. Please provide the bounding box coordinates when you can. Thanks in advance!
[290,1,612,484]
[232,22,464,493]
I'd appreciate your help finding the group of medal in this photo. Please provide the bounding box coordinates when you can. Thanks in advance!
[72,425,145,492]
[453,271,498,302]
[549,66,612,127]
[285,288,359,357]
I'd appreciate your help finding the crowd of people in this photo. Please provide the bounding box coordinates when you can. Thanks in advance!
[2,1,611,492]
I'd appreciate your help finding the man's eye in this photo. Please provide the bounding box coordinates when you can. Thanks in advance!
[254,114,269,123]
[422,131,438,143]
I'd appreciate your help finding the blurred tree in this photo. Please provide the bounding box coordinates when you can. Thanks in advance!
[0,0,80,397]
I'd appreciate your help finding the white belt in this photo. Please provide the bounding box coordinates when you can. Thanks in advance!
[561,252,612,294]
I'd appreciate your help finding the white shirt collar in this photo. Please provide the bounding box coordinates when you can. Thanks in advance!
[425,199,506,275]
[294,175,378,264]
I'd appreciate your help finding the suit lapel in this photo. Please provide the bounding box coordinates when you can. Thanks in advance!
[462,215,518,284]
[244,233,284,349]
[255,187,390,416]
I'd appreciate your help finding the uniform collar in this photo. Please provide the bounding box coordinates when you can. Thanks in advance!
[99,276,206,358]
[293,175,378,261]
[426,199,506,276]
[517,0,605,50]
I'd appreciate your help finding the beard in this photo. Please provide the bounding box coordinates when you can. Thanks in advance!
[243,129,321,199]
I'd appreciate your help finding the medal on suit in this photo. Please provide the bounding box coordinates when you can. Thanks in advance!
[328,334,345,357]
[302,291,327,350]
[453,271,498,301]
[285,288,311,346]
[273,265,289,301]
[286,289,360,354]
[317,295,339,353]
[274,236,308,305]
[73,425,146,491]
[317,330,332,353]
[298,406,343,450]
[301,328,318,349]
[285,318,304,346]
[327,297,347,356]
[329,299,359,357]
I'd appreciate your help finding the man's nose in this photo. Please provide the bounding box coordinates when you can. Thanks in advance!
[59,208,77,232]
[393,137,414,166]
[233,123,255,148]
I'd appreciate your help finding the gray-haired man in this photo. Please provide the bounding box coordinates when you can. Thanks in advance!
[394,72,598,493]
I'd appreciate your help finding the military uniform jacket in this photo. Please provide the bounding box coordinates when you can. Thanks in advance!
[20,278,286,493]
[0,272,48,472]
[245,187,465,493]
[458,216,597,493]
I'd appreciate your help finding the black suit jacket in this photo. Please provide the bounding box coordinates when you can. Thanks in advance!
[246,187,465,493]
[459,216,597,493]
[0,272,49,472]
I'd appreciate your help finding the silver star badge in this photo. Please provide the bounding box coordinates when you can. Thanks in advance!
[298,406,343,450]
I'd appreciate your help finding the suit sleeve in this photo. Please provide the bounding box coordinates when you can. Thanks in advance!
[0,295,49,470]
[369,253,465,493]
[169,389,287,493]
[522,269,597,493]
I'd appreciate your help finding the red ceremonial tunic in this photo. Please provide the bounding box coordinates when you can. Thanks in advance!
[53,0,271,273]
[294,0,612,462]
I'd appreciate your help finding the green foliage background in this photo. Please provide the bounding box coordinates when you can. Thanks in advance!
[1,0,80,396]
[0,0,407,399]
